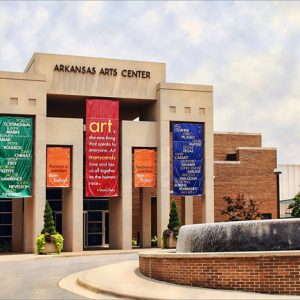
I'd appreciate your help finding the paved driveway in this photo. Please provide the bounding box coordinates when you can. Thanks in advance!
[0,253,137,299]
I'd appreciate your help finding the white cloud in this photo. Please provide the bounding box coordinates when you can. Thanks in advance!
[0,1,300,163]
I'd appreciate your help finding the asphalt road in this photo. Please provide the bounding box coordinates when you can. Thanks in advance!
[0,253,137,299]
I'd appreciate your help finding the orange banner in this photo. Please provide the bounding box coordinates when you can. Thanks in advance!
[46,147,71,188]
[134,149,156,188]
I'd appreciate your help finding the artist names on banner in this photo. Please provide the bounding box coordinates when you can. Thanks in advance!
[172,123,203,196]
[85,99,119,197]
[0,116,33,198]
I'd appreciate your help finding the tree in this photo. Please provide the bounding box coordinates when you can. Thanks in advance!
[162,199,181,248]
[41,200,56,235]
[220,193,262,221]
[288,192,300,217]
[167,200,181,235]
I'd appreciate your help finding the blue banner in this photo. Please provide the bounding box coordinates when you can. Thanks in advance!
[172,123,203,196]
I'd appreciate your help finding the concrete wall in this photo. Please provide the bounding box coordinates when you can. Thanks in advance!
[25,53,166,100]
[46,117,83,251]
[110,121,157,249]
[156,83,214,246]
[0,72,47,252]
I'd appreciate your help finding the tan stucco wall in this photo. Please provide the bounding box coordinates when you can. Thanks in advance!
[0,72,47,253]
[156,82,214,246]
[111,121,157,249]
[25,53,166,100]
[46,117,83,251]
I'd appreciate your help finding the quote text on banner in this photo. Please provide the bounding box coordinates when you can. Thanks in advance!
[172,123,203,196]
[0,116,33,198]
[85,99,119,197]
[134,149,156,188]
[46,147,71,188]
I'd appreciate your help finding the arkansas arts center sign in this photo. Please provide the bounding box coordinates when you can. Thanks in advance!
[54,64,151,78]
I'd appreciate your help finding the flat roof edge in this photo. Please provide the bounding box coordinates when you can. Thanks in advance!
[0,71,46,82]
[214,131,261,136]
[157,82,213,92]
[28,52,166,66]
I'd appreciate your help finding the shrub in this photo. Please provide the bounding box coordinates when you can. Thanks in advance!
[288,192,300,217]
[162,199,181,248]
[220,193,262,221]
[36,201,64,254]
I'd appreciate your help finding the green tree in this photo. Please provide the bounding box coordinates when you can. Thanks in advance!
[167,200,181,234]
[220,193,262,221]
[288,192,300,217]
[41,200,56,235]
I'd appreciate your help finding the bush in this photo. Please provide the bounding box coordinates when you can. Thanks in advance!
[36,200,64,254]
[288,192,300,217]
[162,199,181,248]
[151,236,158,247]
[41,200,56,235]
[36,233,64,254]
[220,193,262,221]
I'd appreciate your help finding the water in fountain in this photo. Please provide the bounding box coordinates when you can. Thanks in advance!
[176,218,300,252]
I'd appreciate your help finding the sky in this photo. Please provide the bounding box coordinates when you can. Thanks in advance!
[0,1,299,164]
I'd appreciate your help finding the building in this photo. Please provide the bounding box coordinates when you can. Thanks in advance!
[0,53,277,253]
[278,164,300,218]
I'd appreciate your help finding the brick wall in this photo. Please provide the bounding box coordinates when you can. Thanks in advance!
[132,131,277,240]
[214,148,277,222]
[139,253,300,295]
[214,133,261,161]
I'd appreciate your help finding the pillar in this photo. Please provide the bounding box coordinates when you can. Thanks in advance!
[12,199,23,252]
[184,196,193,225]
[157,120,170,247]
[140,189,151,248]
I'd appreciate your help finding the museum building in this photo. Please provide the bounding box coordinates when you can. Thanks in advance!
[0,53,278,253]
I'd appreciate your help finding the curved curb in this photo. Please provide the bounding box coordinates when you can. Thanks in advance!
[61,261,300,300]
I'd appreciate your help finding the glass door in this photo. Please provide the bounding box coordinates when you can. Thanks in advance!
[83,210,109,248]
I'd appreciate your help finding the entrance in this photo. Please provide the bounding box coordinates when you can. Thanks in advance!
[83,199,109,249]
[0,199,12,252]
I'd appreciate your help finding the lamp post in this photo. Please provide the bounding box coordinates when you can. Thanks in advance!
[274,168,282,219]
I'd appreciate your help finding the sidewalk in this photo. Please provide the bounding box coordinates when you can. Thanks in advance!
[0,248,154,262]
[59,260,300,300]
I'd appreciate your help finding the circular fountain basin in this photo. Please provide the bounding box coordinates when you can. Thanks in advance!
[177,218,300,252]
[139,219,300,295]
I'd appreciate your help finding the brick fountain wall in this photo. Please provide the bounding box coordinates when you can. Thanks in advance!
[139,251,300,295]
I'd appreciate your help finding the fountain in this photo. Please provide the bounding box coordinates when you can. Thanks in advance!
[176,218,300,252]
[139,218,300,295]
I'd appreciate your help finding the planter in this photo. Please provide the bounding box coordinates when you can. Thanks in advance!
[42,242,57,254]
[166,232,177,249]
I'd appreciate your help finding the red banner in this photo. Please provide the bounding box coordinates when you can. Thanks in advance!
[134,149,156,188]
[85,99,119,197]
[46,147,71,188]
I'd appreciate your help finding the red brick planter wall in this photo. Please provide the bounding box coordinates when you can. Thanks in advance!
[139,252,300,295]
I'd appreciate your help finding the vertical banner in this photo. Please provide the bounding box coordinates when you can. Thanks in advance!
[134,149,156,188]
[0,116,33,198]
[86,99,119,197]
[46,147,71,188]
[172,123,203,196]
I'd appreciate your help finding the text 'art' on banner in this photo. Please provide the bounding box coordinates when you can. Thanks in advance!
[134,149,156,188]
[46,147,71,188]
[85,99,119,197]
[172,123,203,196]
[0,116,33,198]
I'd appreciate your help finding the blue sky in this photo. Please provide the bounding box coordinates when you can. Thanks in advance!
[1,1,300,164]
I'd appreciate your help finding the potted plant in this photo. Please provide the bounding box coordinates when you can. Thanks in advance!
[36,201,64,254]
[162,199,181,249]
